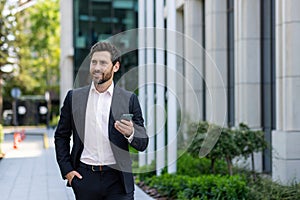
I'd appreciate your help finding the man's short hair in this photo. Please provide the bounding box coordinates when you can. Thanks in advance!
[89,42,121,65]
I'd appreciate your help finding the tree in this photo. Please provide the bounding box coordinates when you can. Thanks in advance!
[0,0,18,123]
[235,123,268,180]
[4,0,60,97]
[187,121,268,176]
[2,0,60,123]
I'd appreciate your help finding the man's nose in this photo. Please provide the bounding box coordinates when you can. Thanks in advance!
[94,63,105,70]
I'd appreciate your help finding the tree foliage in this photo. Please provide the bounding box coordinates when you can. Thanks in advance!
[187,121,268,176]
[0,0,18,69]
[0,0,19,122]
[3,0,60,98]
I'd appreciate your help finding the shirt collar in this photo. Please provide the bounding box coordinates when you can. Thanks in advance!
[90,81,114,96]
[107,82,114,96]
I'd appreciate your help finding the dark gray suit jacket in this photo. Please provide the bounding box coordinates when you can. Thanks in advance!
[54,85,148,193]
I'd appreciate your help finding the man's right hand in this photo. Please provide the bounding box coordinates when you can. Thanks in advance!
[65,171,82,185]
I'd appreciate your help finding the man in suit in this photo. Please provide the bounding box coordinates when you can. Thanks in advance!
[54,42,148,200]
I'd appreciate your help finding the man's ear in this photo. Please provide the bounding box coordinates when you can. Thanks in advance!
[113,61,120,72]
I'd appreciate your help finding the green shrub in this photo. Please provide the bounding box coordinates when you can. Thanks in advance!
[133,160,156,182]
[135,154,300,199]
[187,121,269,176]
[145,174,249,200]
[49,115,60,127]
[145,174,189,198]
[177,153,228,176]
[187,122,240,175]
[235,123,268,174]
[248,177,300,200]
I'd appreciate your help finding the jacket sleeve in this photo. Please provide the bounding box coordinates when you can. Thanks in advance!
[129,94,148,151]
[54,90,74,179]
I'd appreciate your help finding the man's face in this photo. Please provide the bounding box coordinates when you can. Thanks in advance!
[90,51,117,85]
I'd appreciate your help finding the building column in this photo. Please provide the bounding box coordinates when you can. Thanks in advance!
[138,0,146,167]
[155,0,165,175]
[166,0,177,174]
[59,0,73,105]
[146,0,155,165]
[205,0,227,125]
[234,0,262,172]
[272,0,300,184]
[176,4,185,145]
[234,0,261,128]
[184,0,204,122]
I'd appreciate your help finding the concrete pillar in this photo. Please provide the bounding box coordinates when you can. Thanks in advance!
[176,6,185,148]
[272,0,300,184]
[60,0,74,106]
[146,0,155,165]
[205,0,227,125]
[155,0,165,175]
[166,0,177,174]
[138,0,146,167]
[234,0,262,172]
[184,0,204,122]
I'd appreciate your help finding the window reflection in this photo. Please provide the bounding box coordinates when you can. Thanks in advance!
[73,0,138,87]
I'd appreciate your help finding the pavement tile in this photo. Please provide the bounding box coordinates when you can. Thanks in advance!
[0,127,154,200]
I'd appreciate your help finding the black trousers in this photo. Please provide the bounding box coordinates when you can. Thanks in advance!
[71,163,134,200]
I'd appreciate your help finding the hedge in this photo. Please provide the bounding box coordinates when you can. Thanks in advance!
[145,174,249,200]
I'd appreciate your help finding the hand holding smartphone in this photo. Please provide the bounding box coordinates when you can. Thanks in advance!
[115,114,134,137]
[120,114,133,121]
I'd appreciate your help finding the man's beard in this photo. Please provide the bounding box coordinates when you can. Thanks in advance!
[96,68,113,85]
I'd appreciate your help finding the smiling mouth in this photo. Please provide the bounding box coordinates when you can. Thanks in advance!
[92,72,106,84]
[93,71,104,77]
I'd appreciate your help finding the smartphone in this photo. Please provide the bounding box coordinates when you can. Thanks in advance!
[120,114,133,121]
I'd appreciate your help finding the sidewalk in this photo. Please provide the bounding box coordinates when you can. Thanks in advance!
[0,127,153,200]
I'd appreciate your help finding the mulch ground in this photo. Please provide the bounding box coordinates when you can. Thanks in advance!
[137,181,171,200]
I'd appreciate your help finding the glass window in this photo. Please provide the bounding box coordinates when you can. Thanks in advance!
[73,0,138,86]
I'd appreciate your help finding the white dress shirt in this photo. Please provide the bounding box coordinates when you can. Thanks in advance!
[80,82,116,165]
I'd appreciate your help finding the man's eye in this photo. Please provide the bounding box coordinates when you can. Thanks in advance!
[92,60,97,65]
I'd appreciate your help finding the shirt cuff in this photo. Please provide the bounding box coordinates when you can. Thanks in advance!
[124,128,134,143]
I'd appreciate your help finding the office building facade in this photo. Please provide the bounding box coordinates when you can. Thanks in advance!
[60,0,300,184]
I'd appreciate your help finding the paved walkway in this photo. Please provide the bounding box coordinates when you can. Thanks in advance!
[0,127,153,200]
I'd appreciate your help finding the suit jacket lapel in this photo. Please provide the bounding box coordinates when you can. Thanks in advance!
[109,86,120,135]
[72,85,90,142]
[109,86,131,138]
